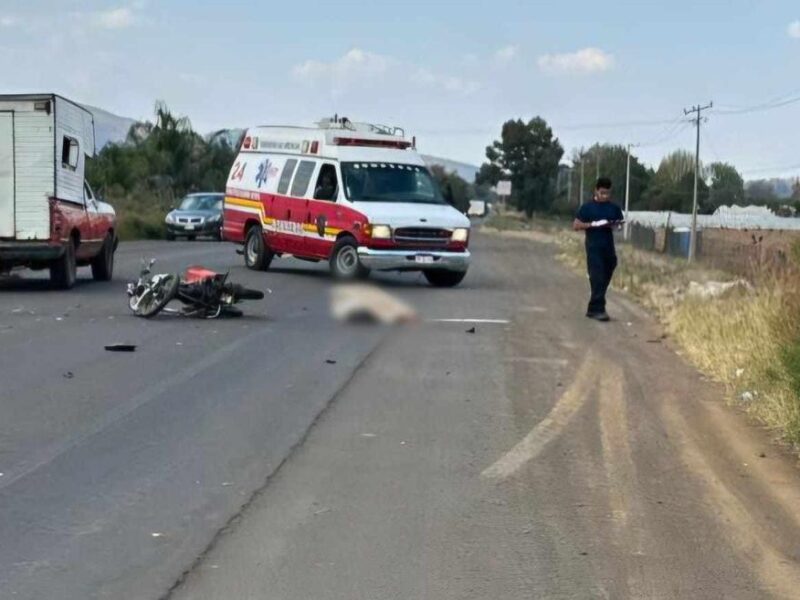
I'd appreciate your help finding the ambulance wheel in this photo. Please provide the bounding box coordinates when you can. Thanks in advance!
[330,237,364,280]
[50,238,77,289]
[423,270,466,288]
[244,225,273,271]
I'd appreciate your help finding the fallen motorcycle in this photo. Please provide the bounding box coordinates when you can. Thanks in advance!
[127,259,265,318]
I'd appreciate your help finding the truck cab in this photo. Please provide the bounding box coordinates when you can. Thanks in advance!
[0,94,117,288]
[223,117,470,287]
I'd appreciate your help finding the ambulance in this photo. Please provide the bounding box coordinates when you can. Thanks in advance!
[223,117,471,287]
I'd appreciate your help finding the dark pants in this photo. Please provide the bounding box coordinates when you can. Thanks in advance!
[586,248,617,315]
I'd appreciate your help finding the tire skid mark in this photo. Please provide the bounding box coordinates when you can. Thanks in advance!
[482,351,599,480]
[598,365,661,599]
[661,402,800,600]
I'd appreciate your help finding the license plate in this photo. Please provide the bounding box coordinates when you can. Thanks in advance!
[184,225,196,231]
[415,255,434,264]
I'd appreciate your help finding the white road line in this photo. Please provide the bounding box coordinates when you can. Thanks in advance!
[429,318,510,324]
[482,351,598,480]
[504,357,569,366]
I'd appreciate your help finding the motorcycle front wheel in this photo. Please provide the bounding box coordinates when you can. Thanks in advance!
[134,275,179,318]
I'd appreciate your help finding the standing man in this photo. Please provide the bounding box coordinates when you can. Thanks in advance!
[573,177,624,321]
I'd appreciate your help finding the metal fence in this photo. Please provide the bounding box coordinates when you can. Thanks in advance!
[622,213,800,277]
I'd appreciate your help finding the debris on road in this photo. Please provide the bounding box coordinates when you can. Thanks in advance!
[325,359,337,365]
[151,532,164,538]
[105,344,137,352]
[466,327,476,334]
[330,283,417,324]
[63,371,74,379]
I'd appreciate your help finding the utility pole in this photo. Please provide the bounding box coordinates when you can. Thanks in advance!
[624,143,637,241]
[567,166,573,206]
[684,101,713,263]
[579,157,585,205]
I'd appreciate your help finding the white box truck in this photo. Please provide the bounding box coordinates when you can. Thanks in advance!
[0,94,117,288]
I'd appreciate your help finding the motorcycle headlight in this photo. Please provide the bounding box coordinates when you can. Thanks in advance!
[369,224,392,239]
[451,228,469,243]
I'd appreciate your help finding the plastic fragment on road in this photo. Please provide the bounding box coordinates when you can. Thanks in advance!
[151,532,164,538]
[105,344,137,352]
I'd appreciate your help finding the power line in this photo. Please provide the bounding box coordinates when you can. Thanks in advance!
[714,89,800,115]
[638,118,693,148]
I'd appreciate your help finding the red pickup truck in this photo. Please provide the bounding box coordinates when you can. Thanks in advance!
[0,94,117,288]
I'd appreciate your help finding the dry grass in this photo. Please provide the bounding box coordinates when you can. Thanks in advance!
[557,231,800,448]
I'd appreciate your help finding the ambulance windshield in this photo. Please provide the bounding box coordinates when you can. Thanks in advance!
[341,162,445,204]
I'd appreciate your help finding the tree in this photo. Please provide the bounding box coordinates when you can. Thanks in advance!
[569,144,652,209]
[87,101,236,202]
[707,162,745,211]
[430,164,471,214]
[642,150,708,213]
[477,117,563,217]
[746,180,779,205]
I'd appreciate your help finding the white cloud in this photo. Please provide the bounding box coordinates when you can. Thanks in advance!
[494,45,518,64]
[292,48,391,95]
[537,47,615,74]
[91,7,136,30]
[789,20,800,39]
[292,48,479,96]
[0,16,19,27]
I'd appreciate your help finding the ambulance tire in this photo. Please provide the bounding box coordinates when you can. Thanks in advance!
[330,237,365,280]
[423,270,467,288]
[244,225,273,271]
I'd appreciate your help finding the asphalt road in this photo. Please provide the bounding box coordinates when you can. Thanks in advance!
[2,234,800,599]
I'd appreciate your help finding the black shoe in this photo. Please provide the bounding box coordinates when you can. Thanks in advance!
[586,311,610,322]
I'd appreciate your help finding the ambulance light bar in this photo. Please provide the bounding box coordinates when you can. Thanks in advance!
[332,137,412,149]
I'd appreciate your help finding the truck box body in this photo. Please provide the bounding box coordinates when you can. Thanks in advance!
[0,94,96,240]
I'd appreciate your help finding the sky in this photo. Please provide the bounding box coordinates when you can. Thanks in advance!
[1,0,799,179]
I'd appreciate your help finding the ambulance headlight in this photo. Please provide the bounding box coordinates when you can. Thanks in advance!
[370,224,392,239]
[451,228,469,243]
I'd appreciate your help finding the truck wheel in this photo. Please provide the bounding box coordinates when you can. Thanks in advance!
[329,237,364,280]
[244,226,273,271]
[91,234,115,281]
[423,270,466,288]
[50,239,77,289]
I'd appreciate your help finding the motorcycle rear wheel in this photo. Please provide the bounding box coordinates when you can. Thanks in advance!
[228,284,264,301]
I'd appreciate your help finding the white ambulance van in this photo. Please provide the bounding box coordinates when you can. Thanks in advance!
[223,117,471,287]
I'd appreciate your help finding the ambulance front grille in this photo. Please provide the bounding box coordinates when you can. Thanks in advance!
[393,227,451,246]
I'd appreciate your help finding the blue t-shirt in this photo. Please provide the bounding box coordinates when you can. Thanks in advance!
[576,201,624,252]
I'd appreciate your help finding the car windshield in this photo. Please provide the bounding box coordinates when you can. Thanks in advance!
[179,195,222,211]
[341,162,445,204]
